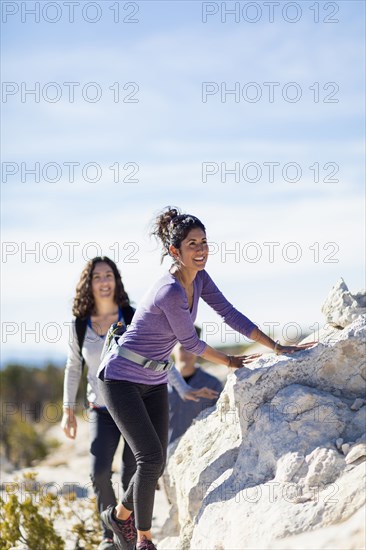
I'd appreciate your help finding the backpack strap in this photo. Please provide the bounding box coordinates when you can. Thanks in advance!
[121,305,135,326]
[74,317,88,409]
[75,307,134,368]
[75,317,88,371]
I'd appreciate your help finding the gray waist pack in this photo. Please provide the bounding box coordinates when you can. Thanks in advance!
[99,322,172,374]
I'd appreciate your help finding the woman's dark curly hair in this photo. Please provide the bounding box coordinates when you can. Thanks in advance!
[151,206,206,263]
[72,256,130,318]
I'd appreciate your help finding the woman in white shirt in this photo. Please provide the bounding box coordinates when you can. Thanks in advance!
[61,257,136,550]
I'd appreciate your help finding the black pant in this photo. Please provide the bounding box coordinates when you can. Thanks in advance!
[98,379,169,532]
[89,407,137,538]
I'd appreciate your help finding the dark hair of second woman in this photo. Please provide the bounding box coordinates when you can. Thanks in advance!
[72,256,130,318]
[151,206,206,263]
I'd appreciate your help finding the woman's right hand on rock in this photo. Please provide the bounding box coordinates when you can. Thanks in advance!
[61,409,77,439]
[228,354,262,369]
[275,342,317,355]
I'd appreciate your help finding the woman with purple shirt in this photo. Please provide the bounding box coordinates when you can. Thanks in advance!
[98,207,314,550]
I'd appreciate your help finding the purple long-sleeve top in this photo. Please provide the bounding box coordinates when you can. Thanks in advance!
[100,270,257,385]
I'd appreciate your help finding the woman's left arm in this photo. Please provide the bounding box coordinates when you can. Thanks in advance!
[200,271,258,338]
[199,317,315,368]
[249,326,316,354]
[201,272,317,355]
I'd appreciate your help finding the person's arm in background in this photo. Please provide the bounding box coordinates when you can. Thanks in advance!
[168,365,219,402]
[61,321,83,439]
[168,366,191,398]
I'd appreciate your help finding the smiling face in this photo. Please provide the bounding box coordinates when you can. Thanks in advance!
[91,261,116,302]
[170,227,209,272]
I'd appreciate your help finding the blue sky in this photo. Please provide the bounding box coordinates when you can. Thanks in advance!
[1,1,365,364]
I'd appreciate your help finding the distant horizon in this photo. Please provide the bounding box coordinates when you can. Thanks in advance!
[0,316,329,368]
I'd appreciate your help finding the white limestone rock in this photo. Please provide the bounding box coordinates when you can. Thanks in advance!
[161,438,181,537]
[160,314,366,550]
[321,278,366,328]
[345,443,366,465]
[270,505,366,549]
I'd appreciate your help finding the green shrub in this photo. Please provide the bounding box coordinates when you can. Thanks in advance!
[1,413,54,468]
[0,472,102,550]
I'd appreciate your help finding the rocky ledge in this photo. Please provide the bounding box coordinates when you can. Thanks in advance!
[160,280,366,550]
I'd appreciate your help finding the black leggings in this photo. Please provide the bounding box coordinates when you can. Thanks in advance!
[98,378,169,531]
[89,408,136,538]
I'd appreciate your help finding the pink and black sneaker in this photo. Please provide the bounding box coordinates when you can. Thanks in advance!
[136,536,157,550]
[101,506,137,550]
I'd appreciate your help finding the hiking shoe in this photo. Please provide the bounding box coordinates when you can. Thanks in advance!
[136,537,157,550]
[101,505,137,550]
[98,538,116,550]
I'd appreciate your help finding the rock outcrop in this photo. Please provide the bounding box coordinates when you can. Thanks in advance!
[321,278,366,328]
[160,282,366,550]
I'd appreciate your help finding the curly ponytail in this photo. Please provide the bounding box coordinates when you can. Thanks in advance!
[151,206,206,263]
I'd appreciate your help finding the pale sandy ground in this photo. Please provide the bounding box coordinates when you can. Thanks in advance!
[1,416,170,549]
